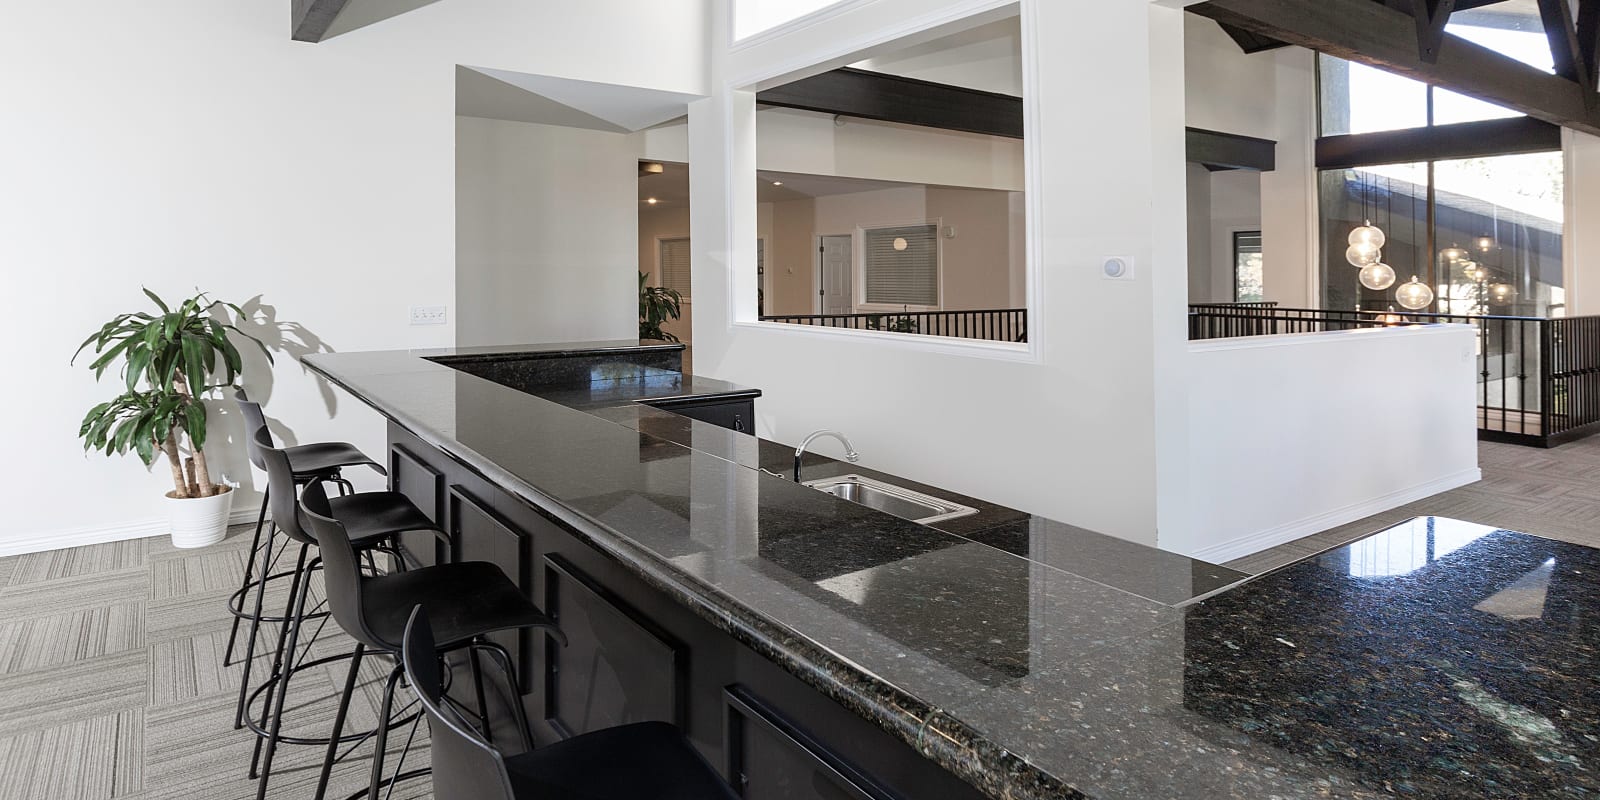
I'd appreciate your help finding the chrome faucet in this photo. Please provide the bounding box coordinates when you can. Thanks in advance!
[794,430,859,481]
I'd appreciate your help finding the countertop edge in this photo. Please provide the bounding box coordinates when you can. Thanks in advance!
[301,354,1088,800]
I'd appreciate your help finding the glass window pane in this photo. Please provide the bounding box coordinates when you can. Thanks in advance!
[1234,231,1263,302]
[1447,5,1554,72]
[1318,164,1429,311]
[1434,152,1564,317]
[1431,87,1523,126]
[1319,56,1428,136]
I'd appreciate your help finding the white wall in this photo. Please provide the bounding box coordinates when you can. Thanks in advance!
[456,117,637,346]
[692,0,1194,546]
[1180,325,1481,561]
[640,203,695,342]
[1,0,707,554]
[1185,15,1318,307]
[1207,169,1263,301]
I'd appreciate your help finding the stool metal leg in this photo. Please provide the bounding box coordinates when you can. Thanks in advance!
[314,642,366,800]
[469,643,492,744]
[250,543,309,784]
[224,486,272,667]
[234,518,280,729]
[477,640,535,754]
[367,665,405,800]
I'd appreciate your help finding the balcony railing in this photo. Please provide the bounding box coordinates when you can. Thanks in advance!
[761,308,1027,343]
[1189,303,1600,447]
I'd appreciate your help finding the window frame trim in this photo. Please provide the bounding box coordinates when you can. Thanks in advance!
[656,235,694,304]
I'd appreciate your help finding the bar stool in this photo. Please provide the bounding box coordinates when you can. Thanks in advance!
[249,429,445,800]
[298,479,564,800]
[401,605,739,800]
[227,390,384,730]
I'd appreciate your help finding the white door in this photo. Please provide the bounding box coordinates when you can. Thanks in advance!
[819,235,853,315]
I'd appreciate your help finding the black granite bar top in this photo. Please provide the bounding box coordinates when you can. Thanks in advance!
[304,346,1595,799]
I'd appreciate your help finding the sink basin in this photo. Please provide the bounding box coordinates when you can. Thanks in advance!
[802,474,978,525]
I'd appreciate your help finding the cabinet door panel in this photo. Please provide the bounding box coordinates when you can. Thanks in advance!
[389,445,443,567]
[450,486,533,683]
[725,688,892,800]
[543,554,684,738]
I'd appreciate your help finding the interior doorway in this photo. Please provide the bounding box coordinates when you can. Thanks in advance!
[818,234,853,315]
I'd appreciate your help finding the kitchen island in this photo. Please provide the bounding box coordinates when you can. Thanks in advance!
[305,341,1600,800]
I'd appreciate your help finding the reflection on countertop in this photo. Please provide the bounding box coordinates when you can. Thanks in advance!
[304,346,1599,799]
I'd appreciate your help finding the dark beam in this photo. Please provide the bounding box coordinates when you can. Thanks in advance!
[1187,127,1277,171]
[1216,22,1291,53]
[1538,0,1583,81]
[1410,0,1458,63]
[1315,115,1561,169]
[291,0,349,43]
[1580,0,1600,89]
[756,68,1022,139]
[1191,0,1600,137]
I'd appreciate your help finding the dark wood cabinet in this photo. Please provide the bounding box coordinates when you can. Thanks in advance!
[386,422,986,800]
[542,555,685,738]
[642,396,756,433]
[388,444,444,568]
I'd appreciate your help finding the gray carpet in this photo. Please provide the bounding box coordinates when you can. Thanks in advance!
[6,438,1600,798]
[0,526,432,800]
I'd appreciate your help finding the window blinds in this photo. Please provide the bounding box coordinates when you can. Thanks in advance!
[862,224,938,306]
[659,237,692,296]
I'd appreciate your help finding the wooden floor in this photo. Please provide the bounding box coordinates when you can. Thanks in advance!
[1227,437,1600,574]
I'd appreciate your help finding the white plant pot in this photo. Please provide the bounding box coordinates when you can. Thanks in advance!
[166,485,234,548]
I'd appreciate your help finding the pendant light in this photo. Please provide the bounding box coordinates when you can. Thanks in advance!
[1359,262,1396,290]
[1395,275,1434,310]
[1440,245,1468,264]
[1489,282,1516,305]
[1347,172,1387,267]
[1347,243,1382,267]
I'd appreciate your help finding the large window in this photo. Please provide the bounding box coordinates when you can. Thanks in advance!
[1316,50,1564,317]
[862,224,939,307]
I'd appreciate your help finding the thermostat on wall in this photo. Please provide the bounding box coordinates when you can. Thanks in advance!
[1101,256,1134,281]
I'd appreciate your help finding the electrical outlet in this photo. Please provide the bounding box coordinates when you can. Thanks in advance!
[409,305,447,326]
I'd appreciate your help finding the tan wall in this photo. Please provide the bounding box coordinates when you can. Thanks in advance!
[927,186,1015,310]
[765,185,1019,313]
[768,198,817,316]
[639,204,693,343]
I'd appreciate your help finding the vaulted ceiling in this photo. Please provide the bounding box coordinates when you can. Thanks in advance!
[1189,0,1600,136]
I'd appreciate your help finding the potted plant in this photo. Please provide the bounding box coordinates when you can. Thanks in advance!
[74,289,269,548]
[639,271,683,343]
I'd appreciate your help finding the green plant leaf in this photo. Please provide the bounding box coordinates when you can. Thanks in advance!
[184,402,207,450]
[142,287,169,313]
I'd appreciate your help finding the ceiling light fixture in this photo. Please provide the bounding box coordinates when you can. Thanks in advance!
[646,197,658,205]
[772,181,783,186]
[1395,275,1434,310]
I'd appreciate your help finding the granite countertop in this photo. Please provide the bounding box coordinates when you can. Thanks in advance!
[304,346,1600,800]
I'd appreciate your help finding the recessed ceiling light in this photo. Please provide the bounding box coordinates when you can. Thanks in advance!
[646,198,658,205]
[772,181,783,186]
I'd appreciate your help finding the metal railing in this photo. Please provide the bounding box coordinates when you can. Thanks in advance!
[1189,303,1600,447]
[761,308,1027,343]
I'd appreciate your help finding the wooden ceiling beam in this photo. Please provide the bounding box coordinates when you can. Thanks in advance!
[1191,0,1600,137]
[1410,0,1458,63]
[291,0,350,43]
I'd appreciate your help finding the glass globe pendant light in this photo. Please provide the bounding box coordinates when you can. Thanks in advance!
[1346,242,1381,267]
[1440,245,1468,264]
[1348,220,1386,250]
[1358,262,1396,290]
[1489,282,1516,305]
[1394,275,1434,310]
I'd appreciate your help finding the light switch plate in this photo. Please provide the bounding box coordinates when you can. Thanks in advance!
[410,305,447,326]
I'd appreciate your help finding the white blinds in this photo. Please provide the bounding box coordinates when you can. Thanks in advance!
[659,237,692,296]
[862,225,938,306]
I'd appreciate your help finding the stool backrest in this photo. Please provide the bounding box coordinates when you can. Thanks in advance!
[234,389,269,471]
[298,480,387,651]
[255,427,314,545]
[401,605,518,800]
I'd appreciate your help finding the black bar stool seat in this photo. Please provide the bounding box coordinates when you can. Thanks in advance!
[504,721,739,800]
[402,606,737,800]
[359,561,551,650]
[281,441,383,479]
[326,491,438,543]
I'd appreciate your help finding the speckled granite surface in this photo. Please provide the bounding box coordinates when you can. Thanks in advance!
[304,348,1589,799]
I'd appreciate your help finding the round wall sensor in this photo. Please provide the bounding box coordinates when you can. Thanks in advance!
[1103,257,1129,279]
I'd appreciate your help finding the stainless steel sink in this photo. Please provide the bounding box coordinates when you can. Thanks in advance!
[802,474,978,525]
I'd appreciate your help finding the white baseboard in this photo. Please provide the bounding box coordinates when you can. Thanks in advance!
[1188,467,1483,564]
[0,505,264,558]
